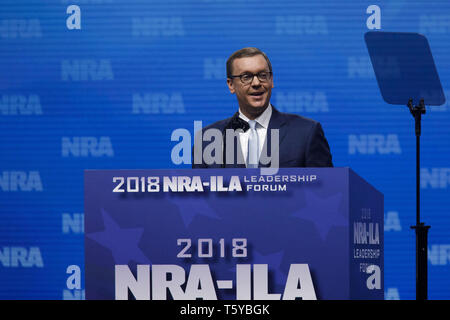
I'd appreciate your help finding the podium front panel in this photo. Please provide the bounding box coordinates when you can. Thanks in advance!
[84,168,383,300]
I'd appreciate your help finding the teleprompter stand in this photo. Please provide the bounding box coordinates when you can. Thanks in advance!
[407,98,430,300]
[365,31,446,300]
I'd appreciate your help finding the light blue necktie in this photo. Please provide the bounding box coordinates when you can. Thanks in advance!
[247,120,259,168]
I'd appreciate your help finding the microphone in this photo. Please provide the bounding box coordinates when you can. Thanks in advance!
[222,112,249,167]
[226,112,250,132]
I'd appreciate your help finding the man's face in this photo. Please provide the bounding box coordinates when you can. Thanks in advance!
[227,55,274,119]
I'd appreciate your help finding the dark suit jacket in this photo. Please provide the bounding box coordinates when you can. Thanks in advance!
[192,106,333,168]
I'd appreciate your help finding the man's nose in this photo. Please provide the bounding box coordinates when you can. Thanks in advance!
[251,75,261,86]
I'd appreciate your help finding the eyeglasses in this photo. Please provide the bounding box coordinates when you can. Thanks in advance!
[229,71,272,84]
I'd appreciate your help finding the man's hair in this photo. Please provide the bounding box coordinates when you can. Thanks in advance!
[226,47,272,78]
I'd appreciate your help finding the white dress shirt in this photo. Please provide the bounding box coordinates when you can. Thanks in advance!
[238,104,272,167]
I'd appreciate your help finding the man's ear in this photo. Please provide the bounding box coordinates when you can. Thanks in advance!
[227,78,235,94]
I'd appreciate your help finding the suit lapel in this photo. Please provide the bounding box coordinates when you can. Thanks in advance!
[260,106,287,167]
[267,106,288,145]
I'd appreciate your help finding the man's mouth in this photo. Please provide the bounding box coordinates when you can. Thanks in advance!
[249,92,265,96]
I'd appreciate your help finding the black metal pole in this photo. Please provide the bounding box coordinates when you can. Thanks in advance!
[408,99,430,300]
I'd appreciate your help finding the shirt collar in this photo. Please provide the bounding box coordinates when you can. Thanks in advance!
[238,103,272,129]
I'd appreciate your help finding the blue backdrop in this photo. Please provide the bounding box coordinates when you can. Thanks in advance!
[0,0,449,299]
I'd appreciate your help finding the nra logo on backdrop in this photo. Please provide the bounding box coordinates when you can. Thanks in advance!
[62,213,84,234]
[429,245,450,266]
[0,95,42,115]
[0,19,42,39]
[131,17,185,37]
[385,288,400,300]
[275,91,329,113]
[132,92,185,114]
[420,15,450,34]
[384,211,401,232]
[275,15,328,35]
[421,168,450,189]
[348,134,401,155]
[0,247,44,268]
[204,58,226,80]
[61,59,114,81]
[61,136,114,158]
[348,57,375,79]
[0,171,43,192]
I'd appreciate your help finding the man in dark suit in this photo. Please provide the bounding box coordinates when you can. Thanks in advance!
[192,47,333,168]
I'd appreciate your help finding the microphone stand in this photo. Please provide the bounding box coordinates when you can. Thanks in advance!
[407,98,430,300]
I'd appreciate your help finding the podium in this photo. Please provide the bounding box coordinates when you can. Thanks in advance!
[84,168,383,300]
